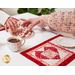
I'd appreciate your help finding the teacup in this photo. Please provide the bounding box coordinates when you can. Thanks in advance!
[7,37,25,52]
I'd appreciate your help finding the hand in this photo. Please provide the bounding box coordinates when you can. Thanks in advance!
[4,17,18,32]
[21,17,40,32]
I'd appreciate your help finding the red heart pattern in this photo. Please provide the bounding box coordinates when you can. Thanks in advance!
[35,47,60,59]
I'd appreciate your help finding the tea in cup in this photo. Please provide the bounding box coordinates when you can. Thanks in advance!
[7,37,25,52]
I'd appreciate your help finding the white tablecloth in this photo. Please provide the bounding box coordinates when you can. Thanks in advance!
[0,13,75,66]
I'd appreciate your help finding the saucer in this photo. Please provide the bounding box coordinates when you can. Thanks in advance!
[56,37,75,48]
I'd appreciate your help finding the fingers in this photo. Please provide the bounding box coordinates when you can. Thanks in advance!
[5,17,18,32]
[25,22,31,27]
[9,17,18,30]
[9,21,16,31]
[11,18,18,28]
[28,24,35,32]
[21,20,31,27]
[5,24,8,32]
[5,19,13,32]
[21,20,32,32]
[5,19,14,31]
[7,21,13,31]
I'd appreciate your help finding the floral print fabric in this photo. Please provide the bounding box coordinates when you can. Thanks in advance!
[40,11,75,35]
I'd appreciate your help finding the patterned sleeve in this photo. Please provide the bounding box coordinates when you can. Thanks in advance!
[39,15,50,27]
[40,11,75,34]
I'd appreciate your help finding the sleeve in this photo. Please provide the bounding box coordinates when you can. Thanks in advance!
[0,10,10,25]
[39,11,75,34]
[38,15,50,27]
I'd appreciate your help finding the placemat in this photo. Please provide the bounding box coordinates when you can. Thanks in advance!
[20,34,75,66]
[0,24,5,31]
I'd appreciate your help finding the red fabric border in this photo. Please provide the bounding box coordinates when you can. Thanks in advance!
[0,27,9,31]
[20,34,75,66]
[58,53,75,66]
[0,28,5,31]
[0,25,5,31]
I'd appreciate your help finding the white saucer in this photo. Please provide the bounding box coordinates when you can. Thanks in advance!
[56,37,75,48]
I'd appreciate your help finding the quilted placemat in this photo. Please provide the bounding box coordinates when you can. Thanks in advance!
[20,34,75,66]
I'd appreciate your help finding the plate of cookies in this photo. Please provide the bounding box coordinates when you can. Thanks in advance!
[10,27,35,39]
[9,18,35,39]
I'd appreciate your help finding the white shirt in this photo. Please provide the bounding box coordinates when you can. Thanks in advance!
[0,10,10,25]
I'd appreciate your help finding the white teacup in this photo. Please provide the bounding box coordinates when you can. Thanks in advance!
[7,37,25,52]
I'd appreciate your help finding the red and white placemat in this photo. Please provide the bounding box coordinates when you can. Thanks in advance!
[0,24,5,31]
[20,34,75,66]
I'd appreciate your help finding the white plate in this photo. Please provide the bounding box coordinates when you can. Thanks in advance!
[56,37,75,48]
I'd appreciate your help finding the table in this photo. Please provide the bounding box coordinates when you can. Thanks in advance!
[0,13,75,66]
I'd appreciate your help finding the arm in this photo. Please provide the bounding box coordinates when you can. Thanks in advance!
[0,10,18,32]
[22,11,75,36]
[40,11,75,35]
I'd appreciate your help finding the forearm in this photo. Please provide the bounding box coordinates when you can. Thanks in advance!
[0,10,10,25]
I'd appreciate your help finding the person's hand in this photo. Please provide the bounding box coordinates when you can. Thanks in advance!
[21,17,40,32]
[4,17,18,32]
